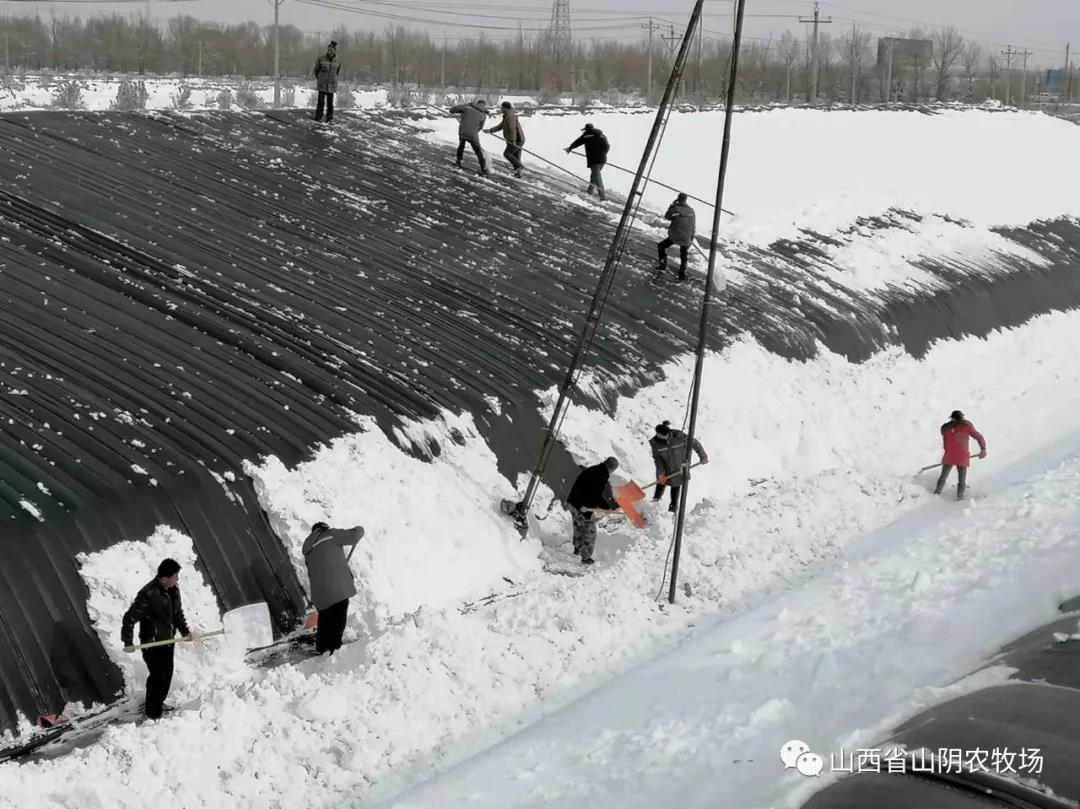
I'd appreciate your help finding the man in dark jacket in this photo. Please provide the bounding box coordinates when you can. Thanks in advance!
[659,193,696,280]
[121,558,192,720]
[313,41,342,123]
[566,123,610,201]
[650,421,709,513]
[565,457,619,565]
[487,101,525,177]
[302,521,364,654]
[450,99,490,175]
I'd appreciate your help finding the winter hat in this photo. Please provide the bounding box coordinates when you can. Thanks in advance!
[476,99,487,107]
[329,41,338,48]
[311,521,329,532]
[501,101,512,109]
[582,123,594,131]
[655,420,672,436]
[604,456,619,471]
[157,558,181,578]
[677,192,688,202]
[950,410,964,421]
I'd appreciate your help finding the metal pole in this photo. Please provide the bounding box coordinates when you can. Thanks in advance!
[273,0,282,107]
[668,0,746,604]
[513,1,706,531]
[646,18,654,102]
[1066,43,1072,102]
[809,2,820,104]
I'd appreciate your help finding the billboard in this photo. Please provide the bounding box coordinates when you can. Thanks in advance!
[877,37,933,67]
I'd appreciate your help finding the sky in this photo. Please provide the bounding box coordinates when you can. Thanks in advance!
[1,0,1076,64]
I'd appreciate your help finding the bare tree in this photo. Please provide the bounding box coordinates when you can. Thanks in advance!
[779,30,801,102]
[960,40,982,100]
[931,25,964,100]
[838,24,871,104]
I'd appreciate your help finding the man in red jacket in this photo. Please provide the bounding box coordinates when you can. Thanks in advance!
[934,410,987,500]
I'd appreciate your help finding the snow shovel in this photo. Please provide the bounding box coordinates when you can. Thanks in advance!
[613,463,705,529]
[918,455,984,473]
[123,602,273,653]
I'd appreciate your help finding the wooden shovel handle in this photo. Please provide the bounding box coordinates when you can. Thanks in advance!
[124,629,225,652]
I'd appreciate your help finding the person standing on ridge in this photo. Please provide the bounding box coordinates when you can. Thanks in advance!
[302,521,365,654]
[450,98,490,175]
[658,193,696,280]
[565,457,620,565]
[650,420,709,513]
[121,558,192,720]
[565,122,610,201]
[486,101,526,177]
[313,41,342,124]
[934,410,987,500]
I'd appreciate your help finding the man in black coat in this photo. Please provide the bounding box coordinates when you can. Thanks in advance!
[566,123,610,201]
[121,558,192,719]
[565,456,619,565]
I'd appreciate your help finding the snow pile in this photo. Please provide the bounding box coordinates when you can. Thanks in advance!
[422,107,1080,247]
[244,411,538,632]
[6,308,1080,808]
[77,526,237,702]
[387,445,1080,809]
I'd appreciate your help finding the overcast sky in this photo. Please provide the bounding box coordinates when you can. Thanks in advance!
[2,0,1075,65]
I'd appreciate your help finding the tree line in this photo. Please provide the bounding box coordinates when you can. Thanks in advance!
[0,11,1064,105]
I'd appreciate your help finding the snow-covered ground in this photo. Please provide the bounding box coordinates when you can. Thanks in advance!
[5,307,1080,808]
[423,106,1080,249]
[4,104,1080,809]
[384,435,1080,809]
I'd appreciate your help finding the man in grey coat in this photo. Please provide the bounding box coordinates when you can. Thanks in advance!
[450,99,490,175]
[302,520,364,654]
[649,420,709,513]
[658,193,696,280]
[313,41,342,123]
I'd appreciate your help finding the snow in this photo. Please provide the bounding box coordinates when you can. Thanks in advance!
[384,439,1080,809]
[6,306,1080,808]
[0,74,390,113]
[422,106,1080,250]
[4,105,1080,809]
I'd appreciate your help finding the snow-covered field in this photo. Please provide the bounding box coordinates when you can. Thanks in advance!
[424,106,1080,247]
[3,105,1080,809]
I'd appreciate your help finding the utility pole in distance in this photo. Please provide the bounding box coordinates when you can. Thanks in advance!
[642,18,660,103]
[1018,48,1032,105]
[273,0,286,107]
[1001,45,1015,105]
[799,1,832,105]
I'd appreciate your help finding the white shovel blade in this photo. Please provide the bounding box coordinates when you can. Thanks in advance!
[222,602,273,651]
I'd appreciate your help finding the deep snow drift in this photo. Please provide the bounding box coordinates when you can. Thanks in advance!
[5,307,1080,808]
[4,106,1080,809]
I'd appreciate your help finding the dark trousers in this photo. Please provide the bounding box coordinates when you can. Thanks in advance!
[315,91,335,122]
[503,143,524,171]
[934,464,968,498]
[588,164,605,199]
[316,599,349,654]
[653,483,682,512]
[658,238,689,278]
[141,646,175,719]
[457,136,487,171]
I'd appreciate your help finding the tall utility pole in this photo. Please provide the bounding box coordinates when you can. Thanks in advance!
[642,18,659,102]
[799,1,832,105]
[1002,45,1015,105]
[2,34,9,72]
[549,0,572,91]
[197,40,203,77]
[1018,48,1032,106]
[1065,42,1072,102]
[273,0,286,107]
[441,33,447,88]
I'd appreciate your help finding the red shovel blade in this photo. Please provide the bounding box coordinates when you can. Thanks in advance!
[303,610,319,630]
[614,481,648,528]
